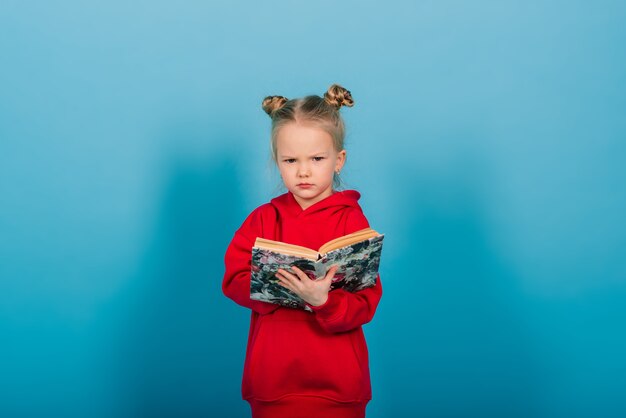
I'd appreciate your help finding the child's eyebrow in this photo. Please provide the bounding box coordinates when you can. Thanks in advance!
[280,152,329,158]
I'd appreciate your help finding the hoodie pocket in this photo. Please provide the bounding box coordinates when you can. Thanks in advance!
[247,316,365,401]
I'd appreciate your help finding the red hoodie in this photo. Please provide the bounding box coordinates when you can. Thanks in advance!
[222,189,383,414]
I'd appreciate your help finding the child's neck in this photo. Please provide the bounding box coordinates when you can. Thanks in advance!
[292,190,337,211]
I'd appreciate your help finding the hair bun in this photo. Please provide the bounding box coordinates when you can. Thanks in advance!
[324,84,354,109]
[262,95,289,116]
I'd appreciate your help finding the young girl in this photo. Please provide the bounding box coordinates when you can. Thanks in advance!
[222,84,383,418]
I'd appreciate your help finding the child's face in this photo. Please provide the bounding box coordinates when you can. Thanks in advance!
[275,122,346,210]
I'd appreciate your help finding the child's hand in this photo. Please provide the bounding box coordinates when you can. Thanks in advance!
[275,265,338,307]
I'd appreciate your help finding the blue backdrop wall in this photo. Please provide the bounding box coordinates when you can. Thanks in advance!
[1,1,625,417]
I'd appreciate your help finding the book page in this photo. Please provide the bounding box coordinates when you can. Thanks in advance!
[253,237,319,260]
[318,228,380,255]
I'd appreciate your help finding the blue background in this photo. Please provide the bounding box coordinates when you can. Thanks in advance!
[1,1,625,417]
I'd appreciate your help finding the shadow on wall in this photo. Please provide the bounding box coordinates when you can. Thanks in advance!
[103,140,253,417]
[370,144,543,418]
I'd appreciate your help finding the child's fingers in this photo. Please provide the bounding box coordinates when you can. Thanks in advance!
[288,266,316,281]
[277,268,296,280]
[275,271,288,285]
[276,270,294,281]
[275,272,294,290]
[326,265,338,276]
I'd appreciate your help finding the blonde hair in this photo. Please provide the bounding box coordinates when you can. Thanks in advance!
[261,83,354,189]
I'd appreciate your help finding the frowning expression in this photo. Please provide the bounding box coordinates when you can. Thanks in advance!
[276,122,346,210]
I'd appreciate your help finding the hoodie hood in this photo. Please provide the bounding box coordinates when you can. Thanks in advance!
[270,189,362,219]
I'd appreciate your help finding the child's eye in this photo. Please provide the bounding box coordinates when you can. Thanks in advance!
[284,159,296,163]
[313,157,324,161]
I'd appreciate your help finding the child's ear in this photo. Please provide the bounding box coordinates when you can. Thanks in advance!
[336,150,347,171]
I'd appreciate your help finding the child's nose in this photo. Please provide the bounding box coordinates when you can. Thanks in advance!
[297,164,311,177]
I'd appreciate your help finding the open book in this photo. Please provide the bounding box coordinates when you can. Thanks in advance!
[250,228,384,312]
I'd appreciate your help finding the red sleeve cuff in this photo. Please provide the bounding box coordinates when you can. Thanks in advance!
[307,291,343,320]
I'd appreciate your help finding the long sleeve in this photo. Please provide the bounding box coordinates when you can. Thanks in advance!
[307,207,383,333]
[222,207,280,315]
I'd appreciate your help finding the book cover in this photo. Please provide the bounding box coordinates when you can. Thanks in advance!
[250,232,384,312]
